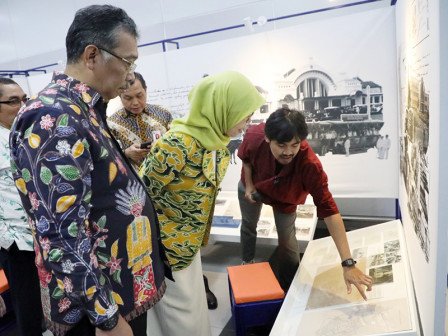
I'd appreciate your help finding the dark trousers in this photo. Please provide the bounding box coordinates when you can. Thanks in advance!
[238,181,300,290]
[0,243,43,336]
[66,311,148,336]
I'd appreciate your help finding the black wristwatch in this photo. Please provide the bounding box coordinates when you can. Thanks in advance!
[96,312,119,331]
[341,258,357,267]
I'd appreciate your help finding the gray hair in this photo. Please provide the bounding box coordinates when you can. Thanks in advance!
[66,5,138,64]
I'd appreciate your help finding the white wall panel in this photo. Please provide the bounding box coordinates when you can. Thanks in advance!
[396,0,447,334]
[129,6,398,200]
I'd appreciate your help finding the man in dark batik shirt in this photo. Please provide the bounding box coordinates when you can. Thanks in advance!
[108,72,172,169]
[9,5,170,336]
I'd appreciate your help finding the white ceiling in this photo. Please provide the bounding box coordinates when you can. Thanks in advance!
[0,0,390,70]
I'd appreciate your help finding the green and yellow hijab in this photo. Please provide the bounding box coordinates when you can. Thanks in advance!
[169,71,265,150]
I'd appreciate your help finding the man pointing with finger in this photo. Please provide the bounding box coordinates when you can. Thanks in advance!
[238,107,373,299]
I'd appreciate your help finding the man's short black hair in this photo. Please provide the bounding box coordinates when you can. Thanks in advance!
[66,5,138,64]
[131,72,147,90]
[0,78,19,99]
[265,107,309,142]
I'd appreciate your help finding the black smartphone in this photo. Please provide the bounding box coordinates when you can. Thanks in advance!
[140,141,152,149]
[251,191,263,203]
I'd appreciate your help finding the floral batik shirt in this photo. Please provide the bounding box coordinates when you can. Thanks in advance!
[0,125,33,251]
[9,72,170,336]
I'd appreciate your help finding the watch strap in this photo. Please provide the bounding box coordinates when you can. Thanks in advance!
[96,312,119,331]
[341,258,357,267]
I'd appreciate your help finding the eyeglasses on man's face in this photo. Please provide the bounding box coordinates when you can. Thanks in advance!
[97,47,137,73]
[0,96,29,107]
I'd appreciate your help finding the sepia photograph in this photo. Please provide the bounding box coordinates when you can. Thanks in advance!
[369,264,394,285]
[368,253,386,267]
[296,204,316,218]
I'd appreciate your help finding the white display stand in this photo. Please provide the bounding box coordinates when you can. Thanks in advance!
[210,191,317,253]
[271,220,419,336]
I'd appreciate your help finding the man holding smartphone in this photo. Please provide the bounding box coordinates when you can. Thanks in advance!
[108,72,172,168]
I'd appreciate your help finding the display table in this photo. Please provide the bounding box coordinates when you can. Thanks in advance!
[210,191,318,253]
[271,220,419,336]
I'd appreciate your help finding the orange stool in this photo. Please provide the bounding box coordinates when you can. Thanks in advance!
[0,269,8,294]
[227,262,284,335]
[0,268,16,333]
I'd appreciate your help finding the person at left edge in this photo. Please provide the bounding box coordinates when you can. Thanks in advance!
[9,5,171,336]
[0,78,44,336]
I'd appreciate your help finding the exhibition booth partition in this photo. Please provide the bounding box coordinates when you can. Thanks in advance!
[22,1,447,335]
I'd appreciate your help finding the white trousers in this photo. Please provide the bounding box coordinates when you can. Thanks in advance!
[147,252,211,336]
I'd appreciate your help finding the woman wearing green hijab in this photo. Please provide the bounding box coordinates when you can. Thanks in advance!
[140,71,264,336]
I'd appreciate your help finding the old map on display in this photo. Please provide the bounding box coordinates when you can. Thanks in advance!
[271,220,417,336]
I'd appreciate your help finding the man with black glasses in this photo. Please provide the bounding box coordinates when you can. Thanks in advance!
[9,5,170,336]
[238,107,373,298]
[0,79,28,128]
[0,78,43,336]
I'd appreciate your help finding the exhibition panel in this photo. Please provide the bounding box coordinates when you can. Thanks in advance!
[396,0,448,334]
[136,5,399,200]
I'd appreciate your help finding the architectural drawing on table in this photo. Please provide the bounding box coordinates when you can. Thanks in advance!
[369,264,394,285]
[384,240,402,263]
[298,298,412,336]
[368,253,387,267]
[271,222,417,336]
[351,247,367,259]
[296,227,311,236]
[257,218,274,238]
[306,259,368,310]
[296,204,316,218]
[306,237,405,310]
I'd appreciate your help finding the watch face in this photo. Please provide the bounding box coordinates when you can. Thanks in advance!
[342,258,356,267]
[97,313,119,331]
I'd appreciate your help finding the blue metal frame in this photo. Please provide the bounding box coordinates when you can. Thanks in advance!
[0,62,58,78]
[1,0,391,77]
[144,0,385,49]
[395,198,401,220]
